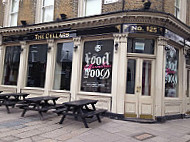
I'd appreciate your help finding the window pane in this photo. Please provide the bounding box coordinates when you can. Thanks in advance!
[127,38,154,54]
[85,0,101,16]
[11,0,19,12]
[81,40,114,93]
[126,59,136,94]
[42,6,54,22]
[27,44,48,88]
[43,0,54,6]
[10,13,18,26]
[53,42,74,90]
[2,46,21,85]
[165,46,179,97]
[142,60,151,96]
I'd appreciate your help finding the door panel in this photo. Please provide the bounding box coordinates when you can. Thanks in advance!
[125,58,154,119]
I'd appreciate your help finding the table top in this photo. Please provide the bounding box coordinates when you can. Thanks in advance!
[0,91,3,93]
[25,96,59,103]
[64,99,98,107]
[0,93,29,97]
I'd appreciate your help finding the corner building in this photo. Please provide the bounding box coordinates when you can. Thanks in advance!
[0,0,190,121]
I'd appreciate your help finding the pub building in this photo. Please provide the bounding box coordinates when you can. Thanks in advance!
[0,9,190,121]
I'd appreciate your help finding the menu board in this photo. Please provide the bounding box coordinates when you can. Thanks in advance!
[165,45,179,97]
[81,40,114,93]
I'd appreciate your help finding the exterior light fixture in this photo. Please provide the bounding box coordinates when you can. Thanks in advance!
[20,48,24,53]
[74,45,78,51]
[165,46,170,51]
[115,43,119,51]
[20,20,27,26]
[60,14,67,20]
[47,47,51,52]
[142,0,151,10]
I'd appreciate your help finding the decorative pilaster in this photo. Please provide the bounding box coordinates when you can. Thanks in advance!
[44,39,55,95]
[70,37,82,100]
[112,33,128,114]
[0,35,5,85]
[154,36,168,118]
[17,41,28,92]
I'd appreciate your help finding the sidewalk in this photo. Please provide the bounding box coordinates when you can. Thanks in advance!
[0,107,190,142]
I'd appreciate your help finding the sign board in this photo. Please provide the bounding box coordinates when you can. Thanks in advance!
[3,30,76,43]
[81,40,114,93]
[123,24,165,36]
[104,0,119,4]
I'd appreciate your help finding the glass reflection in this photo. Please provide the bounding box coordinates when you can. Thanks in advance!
[2,46,21,85]
[53,42,74,90]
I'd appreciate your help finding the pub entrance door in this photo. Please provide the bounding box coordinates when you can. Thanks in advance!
[124,57,155,119]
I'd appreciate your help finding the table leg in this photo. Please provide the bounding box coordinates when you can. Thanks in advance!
[5,105,10,113]
[59,107,69,124]
[81,117,89,128]
[96,114,101,123]
[21,109,27,117]
[39,111,44,120]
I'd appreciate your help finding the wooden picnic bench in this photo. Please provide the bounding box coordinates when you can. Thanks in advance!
[0,93,29,113]
[18,96,60,119]
[57,99,107,128]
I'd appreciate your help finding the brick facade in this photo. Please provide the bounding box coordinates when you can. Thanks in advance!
[0,0,189,26]
[187,0,190,26]
[18,0,36,26]
[163,0,175,14]
[54,0,77,20]
[0,2,4,27]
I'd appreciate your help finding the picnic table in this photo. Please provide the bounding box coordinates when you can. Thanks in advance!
[56,99,106,128]
[0,93,29,113]
[0,91,3,93]
[18,96,60,119]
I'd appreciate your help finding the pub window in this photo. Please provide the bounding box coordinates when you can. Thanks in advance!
[2,46,21,85]
[27,44,48,88]
[41,0,54,22]
[174,0,180,19]
[81,40,114,93]
[85,0,102,16]
[127,38,154,54]
[10,0,19,26]
[165,45,179,97]
[53,42,74,90]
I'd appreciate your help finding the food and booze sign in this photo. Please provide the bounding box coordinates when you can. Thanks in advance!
[81,40,113,93]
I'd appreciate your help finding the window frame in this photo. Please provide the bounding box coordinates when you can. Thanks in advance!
[53,41,74,91]
[78,0,102,17]
[41,0,55,23]
[9,0,19,26]
[174,0,180,19]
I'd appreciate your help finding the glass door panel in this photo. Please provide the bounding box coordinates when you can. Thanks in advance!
[142,60,152,96]
[126,59,136,94]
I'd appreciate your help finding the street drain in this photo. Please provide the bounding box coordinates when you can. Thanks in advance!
[133,133,155,141]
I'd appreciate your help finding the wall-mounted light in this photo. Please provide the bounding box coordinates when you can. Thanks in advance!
[142,0,151,10]
[115,43,119,51]
[20,20,27,26]
[20,48,24,53]
[60,14,67,20]
[47,47,51,52]
[74,45,78,51]
[165,46,170,51]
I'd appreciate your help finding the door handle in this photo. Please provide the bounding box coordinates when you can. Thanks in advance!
[136,86,141,93]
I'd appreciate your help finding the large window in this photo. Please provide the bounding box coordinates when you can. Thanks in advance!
[165,45,179,97]
[2,46,21,85]
[174,0,180,19]
[127,38,155,54]
[42,0,54,22]
[27,44,48,88]
[53,42,74,90]
[10,0,19,26]
[85,0,102,16]
[81,40,114,93]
